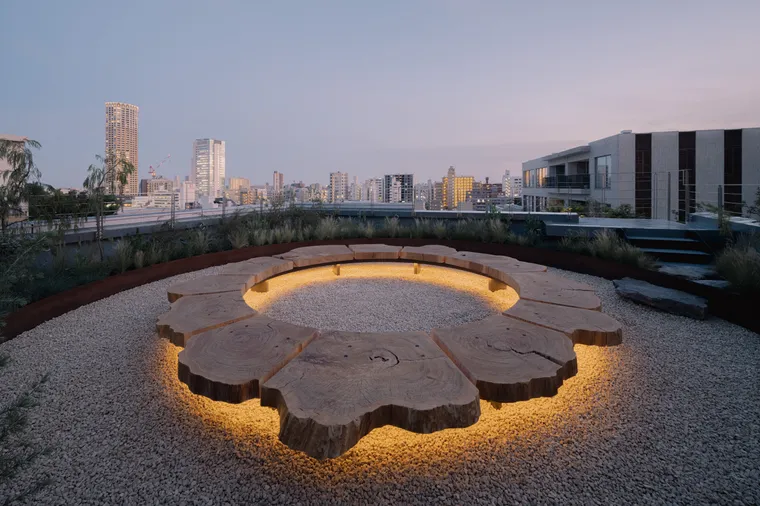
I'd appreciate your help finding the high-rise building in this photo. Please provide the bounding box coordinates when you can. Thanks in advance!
[179,180,197,209]
[139,177,174,196]
[442,166,474,209]
[273,171,284,195]
[363,178,382,202]
[348,176,363,201]
[192,139,225,198]
[502,169,522,201]
[328,171,349,203]
[105,102,139,196]
[382,174,414,203]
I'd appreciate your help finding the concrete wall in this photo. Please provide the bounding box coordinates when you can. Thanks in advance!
[651,131,679,220]
[743,128,760,211]
[695,130,724,208]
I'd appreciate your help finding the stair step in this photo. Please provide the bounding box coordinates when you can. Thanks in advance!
[640,248,713,265]
[640,248,711,256]
[626,235,699,243]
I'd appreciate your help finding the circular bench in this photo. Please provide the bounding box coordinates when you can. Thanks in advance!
[157,244,623,460]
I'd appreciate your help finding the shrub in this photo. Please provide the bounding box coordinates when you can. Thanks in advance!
[716,234,760,294]
[145,240,165,265]
[432,220,448,240]
[188,228,210,256]
[314,217,339,240]
[133,250,145,269]
[588,229,656,269]
[487,219,509,243]
[383,216,401,238]
[113,239,133,273]
[273,225,295,244]
[228,227,249,249]
[362,221,375,239]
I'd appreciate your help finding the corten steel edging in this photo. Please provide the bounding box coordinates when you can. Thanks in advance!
[3,238,758,340]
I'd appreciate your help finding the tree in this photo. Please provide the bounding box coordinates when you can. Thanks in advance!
[0,138,41,234]
[82,152,135,260]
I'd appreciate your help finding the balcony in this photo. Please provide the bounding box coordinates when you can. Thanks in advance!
[542,174,591,193]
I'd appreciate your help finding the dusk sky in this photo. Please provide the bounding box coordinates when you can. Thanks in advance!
[2,0,759,188]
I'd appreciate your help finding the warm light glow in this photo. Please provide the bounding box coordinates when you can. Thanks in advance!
[244,262,519,317]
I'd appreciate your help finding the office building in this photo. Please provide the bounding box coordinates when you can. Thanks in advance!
[329,171,349,203]
[105,102,139,195]
[521,128,760,218]
[273,171,284,195]
[502,170,523,201]
[192,139,225,198]
[139,177,174,196]
[364,178,382,202]
[442,166,474,210]
[382,174,414,203]
[349,176,363,201]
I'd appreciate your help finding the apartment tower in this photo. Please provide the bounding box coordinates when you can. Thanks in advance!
[192,139,226,198]
[105,102,139,195]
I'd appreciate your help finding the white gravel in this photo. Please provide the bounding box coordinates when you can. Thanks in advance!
[0,264,758,505]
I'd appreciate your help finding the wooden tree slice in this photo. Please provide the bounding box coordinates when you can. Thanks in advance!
[348,244,402,260]
[275,245,354,267]
[220,257,294,284]
[157,292,257,347]
[504,299,622,346]
[399,245,458,263]
[444,251,546,282]
[260,330,480,460]
[178,317,318,403]
[431,314,577,402]
[167,274,252,303]
[503,272,602,310]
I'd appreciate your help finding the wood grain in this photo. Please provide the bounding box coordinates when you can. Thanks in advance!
[275,245,354,267]
[178,317,318,403]
[399,245,458,263]
[431,314,577,402]
[348,244,402,260]
[166,274,251,303]
[444,251,546,283]
[260,330,480,460]
[220,257,294,285]
[156,292,258,347]
[502,272,602,310]
[504,299,622,346]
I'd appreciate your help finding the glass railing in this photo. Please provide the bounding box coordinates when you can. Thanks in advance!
[542,174,590,190]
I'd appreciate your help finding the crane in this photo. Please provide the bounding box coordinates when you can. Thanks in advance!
[148,154,171,178]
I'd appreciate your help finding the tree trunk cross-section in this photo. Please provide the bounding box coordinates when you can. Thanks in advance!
[167,274,252,303]
[178,317,318,403]
[275,245,354,268]
[504,299,623,346]
[431,315,577,402]
[444,251,547,283]
[399,245,458,263]
[220,257,294,284]
[260,331,481,460]
[157,292,258,347]
[348,244,402,260]
[502,272,602,310]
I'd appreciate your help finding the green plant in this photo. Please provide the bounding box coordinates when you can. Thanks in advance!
[314,217,339,240]
[362,221,375,239]
[0,354,52,504]
[0,137,42,234]
[145,240,165,266]
[273,225,295,244]
[487,219,509,243]
[431,220,448,240]
[716,234,760,294]
[586,229,656,270]
[188,227,210,256]
[113,239,133,273]
[133,250,145,270]
[228,227,249,249]
[383,216,401,238]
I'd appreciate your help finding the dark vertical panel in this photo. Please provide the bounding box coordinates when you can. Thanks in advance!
[635,133,652,218]
[678,132,696,222]
[724,129,742,215]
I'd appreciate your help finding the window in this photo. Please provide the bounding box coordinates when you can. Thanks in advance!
[595,155,611,189]
[523,170,530,188]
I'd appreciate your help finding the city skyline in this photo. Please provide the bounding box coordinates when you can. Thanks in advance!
[2,2,760,188]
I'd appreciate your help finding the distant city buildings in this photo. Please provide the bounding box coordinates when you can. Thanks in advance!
[328,171,349,203]
[382,174,414,203]
[229,177,250,193]
[192,139,225,198]
[105,102,139,195]
[272,171,284,196]
[442,166,474,210]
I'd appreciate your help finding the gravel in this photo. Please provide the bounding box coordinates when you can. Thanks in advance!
[1,264,758,505]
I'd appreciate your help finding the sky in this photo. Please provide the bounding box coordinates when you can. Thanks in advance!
[1,0,759,188]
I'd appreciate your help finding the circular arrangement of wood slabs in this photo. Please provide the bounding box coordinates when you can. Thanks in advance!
[159,244,623,460]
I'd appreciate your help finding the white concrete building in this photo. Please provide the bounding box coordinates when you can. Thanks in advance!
[192,139,225,198]
[382,174,414,203]
[521,128,760,220]
[179,180,196,209]
[364,178,382,202]
[502,170,522,201]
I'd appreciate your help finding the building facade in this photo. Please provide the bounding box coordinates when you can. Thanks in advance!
[502,170,523,201]
[442,166,474,210]
[229,177,250,193]
[521,128,760,219]
[192,139,225,198]
[382,174,414,203]
[328,171,349,203]
[272,171,284,195]
[105,102,139,196]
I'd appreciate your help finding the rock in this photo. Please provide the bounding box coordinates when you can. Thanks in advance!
[658,263,717,280]
[613,278,708,320]
[693,279,731,289]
